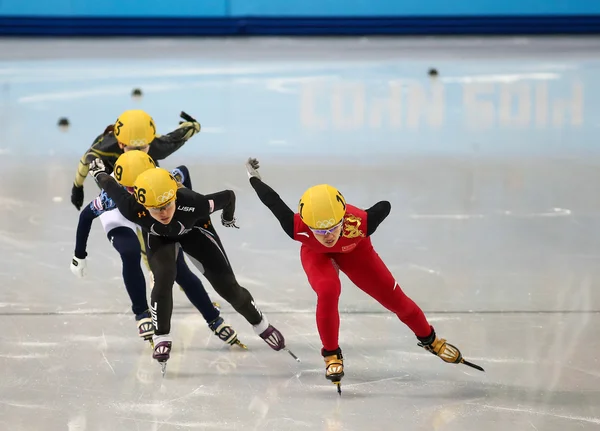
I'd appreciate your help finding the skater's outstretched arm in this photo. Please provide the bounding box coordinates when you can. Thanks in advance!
[248,176,295,238]
[365,201,392,236]
[203,190,235,217]
[73,204,97,259]
[148,113,201,161]
[71,127,119,210]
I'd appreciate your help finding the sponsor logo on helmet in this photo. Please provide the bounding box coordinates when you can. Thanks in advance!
[156,189,175,204]
[314,218,337,228]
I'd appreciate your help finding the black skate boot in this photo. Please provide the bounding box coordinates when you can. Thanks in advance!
[135,310,154,343]
[152,334,172,376]
[208,316,247,349]
[417,327,484,372]
[323,347,344,395]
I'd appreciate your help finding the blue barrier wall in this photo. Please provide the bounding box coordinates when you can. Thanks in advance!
[229,0,600,17]
[1,0,599,35]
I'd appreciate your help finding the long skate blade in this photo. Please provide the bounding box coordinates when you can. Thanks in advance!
[461,359,485,372]
[233,339,248,350]
[284,347,301,362]
[334,382,342,396]
[160,361,167,377]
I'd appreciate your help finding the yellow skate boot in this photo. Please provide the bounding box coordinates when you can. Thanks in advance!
[323,347,344,395]
[417,327,484,372]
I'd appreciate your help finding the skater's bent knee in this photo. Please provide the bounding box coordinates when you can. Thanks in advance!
[315,283,341,304]
[152,267,176,290]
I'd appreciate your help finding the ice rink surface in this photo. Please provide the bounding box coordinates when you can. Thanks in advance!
[1,36,600,430]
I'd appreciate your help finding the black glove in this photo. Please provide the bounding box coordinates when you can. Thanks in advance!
[71,184,84,210]
[221,213,239,229]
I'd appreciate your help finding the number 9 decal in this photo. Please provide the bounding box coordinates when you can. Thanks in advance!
[114,165,123,181]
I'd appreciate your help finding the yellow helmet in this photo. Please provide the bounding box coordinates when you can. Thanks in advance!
[114,109,156,148]
[113,150,156,187]
[133,168,177,208]
[298,184,346,229]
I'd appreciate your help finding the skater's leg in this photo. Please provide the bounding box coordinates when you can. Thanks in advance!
[336,240,431,338]
[337,241,469,365]
[300,246,342,352]
[175,249,219,324]
[180,226,286,350]
[107,226,153,340]
[107,226,148,315]
[300,246,345,385]
[147,241,178,336]
[175,248,242,347]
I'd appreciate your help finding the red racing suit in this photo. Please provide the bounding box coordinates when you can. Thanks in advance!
[250,178,432,351]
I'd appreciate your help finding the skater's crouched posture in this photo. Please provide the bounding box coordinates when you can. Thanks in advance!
[69,109,203,340]
[87,157,288,368]
[245,158,482,393]
[71,150,244,348]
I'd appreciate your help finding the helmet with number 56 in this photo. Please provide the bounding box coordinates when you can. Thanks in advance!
[113,150,156,187]
[133,168,178,208]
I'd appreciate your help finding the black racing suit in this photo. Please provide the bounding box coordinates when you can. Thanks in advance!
[96,173,264,335]
[71,124,197,210]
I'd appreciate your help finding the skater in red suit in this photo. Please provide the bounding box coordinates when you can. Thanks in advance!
[245,158,482,393]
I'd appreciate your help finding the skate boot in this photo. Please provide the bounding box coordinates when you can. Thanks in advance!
[417,327,484,372]
[135,310,154,342]
[253,315,285,351]
[152,334,172,376]
[253,316,300,361]
[208,316,247,349]
[323,347,344,395]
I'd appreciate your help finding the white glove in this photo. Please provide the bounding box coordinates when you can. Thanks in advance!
[245,157,261,180]
[88,158,107,180]
[70,256,87,278]
[178,121,201,140]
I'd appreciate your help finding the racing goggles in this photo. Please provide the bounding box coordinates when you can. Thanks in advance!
[309,219,343,236]
[148,201,175,213]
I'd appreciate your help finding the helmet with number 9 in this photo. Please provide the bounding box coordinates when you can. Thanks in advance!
[113,150,156,187]
[133,168,177,208]
[114,109,157,148]
[298,184,346,229]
